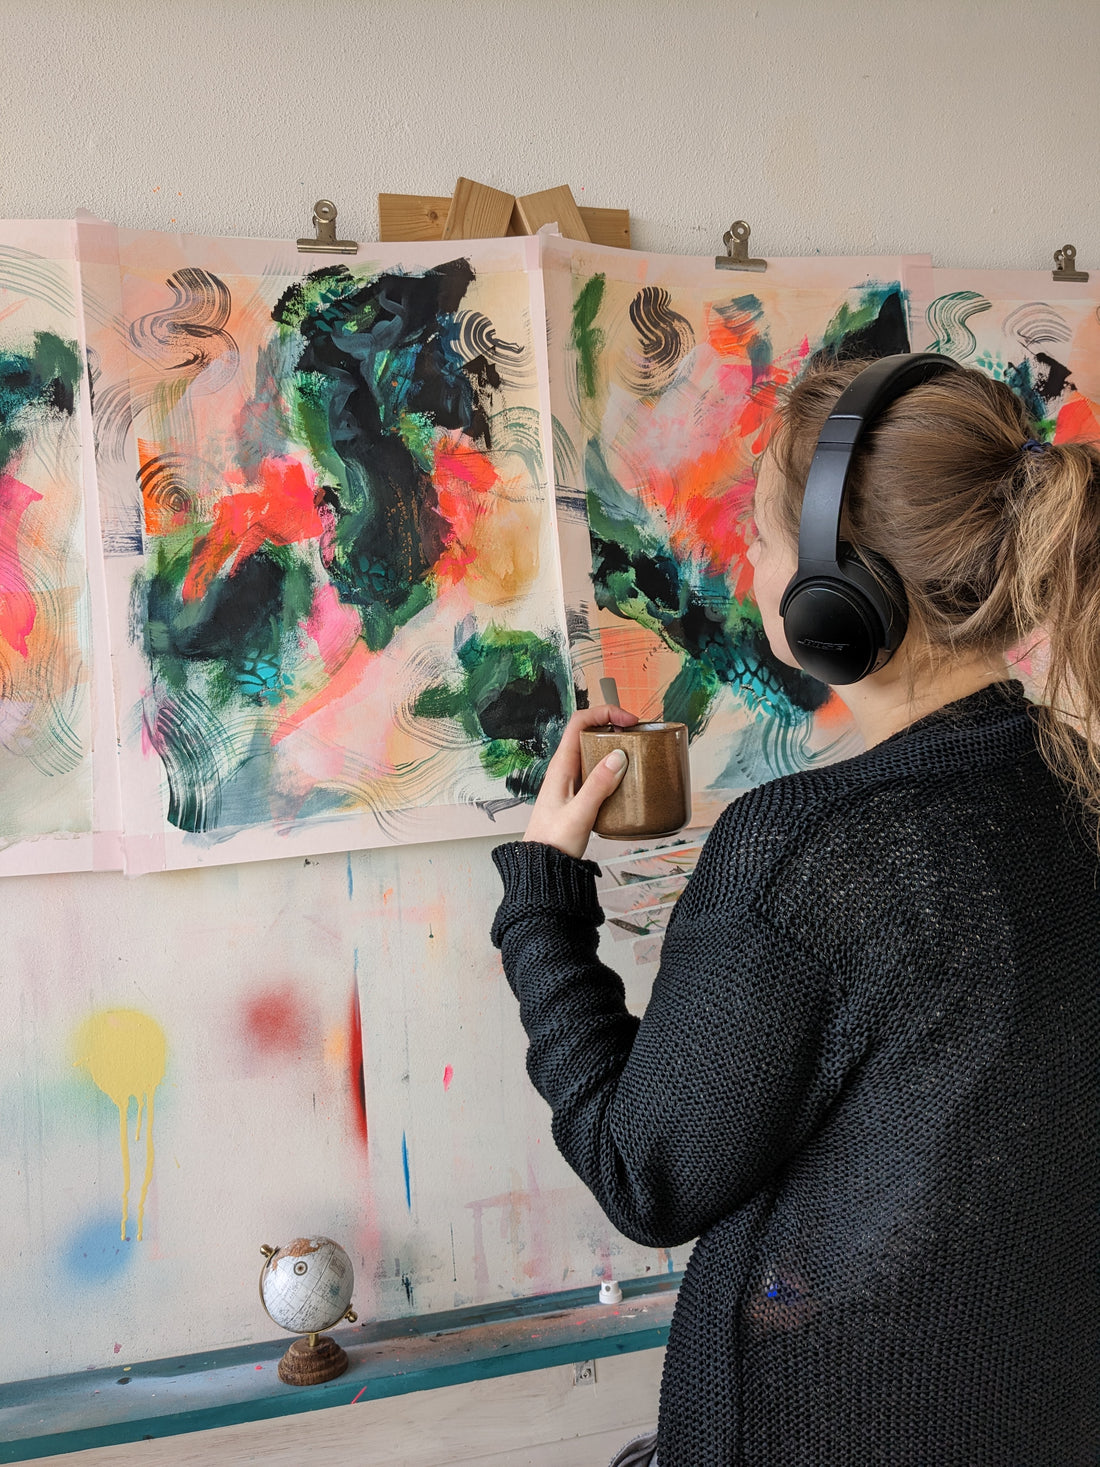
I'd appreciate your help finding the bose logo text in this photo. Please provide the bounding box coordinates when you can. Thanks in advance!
[798,638,849,651]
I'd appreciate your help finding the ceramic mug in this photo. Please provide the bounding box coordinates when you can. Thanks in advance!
[579,722,691,840]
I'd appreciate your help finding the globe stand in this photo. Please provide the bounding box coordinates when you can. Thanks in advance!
[277,1330,349,1386]
[259,1240,358,1389]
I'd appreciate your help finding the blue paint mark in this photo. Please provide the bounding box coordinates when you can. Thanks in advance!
[346,854,354,900]
[353,946,359,978]
[667,1253,675,1274]
[64,1213,134,1285]
[401,1131,411,1211]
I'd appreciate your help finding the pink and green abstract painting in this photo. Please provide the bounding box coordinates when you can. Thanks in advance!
[92,232,568,871]
[544,238,928,828]
[0,221,99,875]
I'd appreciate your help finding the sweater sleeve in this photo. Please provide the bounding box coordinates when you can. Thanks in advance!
[491,836,850,1249]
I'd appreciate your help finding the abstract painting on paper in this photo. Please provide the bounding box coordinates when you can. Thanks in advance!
[0,221,111,876]
[90,231,568,872]
[543,236,928,828]
[909,265,1100,446]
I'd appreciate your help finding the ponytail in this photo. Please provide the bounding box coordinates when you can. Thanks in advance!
[1011,438,1100,829]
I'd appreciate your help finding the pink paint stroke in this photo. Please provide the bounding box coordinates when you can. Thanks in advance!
[0,473,44,656]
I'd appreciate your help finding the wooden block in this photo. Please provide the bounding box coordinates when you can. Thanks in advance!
[377,193,450,241]
[377,193,631,249]
[578,206,631,250]
[514,186,591,242]
[440,177,516,240]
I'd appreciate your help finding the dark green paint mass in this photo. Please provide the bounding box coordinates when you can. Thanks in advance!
[415,627,571,799]
[0,331,81,471]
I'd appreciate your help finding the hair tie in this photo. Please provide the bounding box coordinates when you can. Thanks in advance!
[1022,438,1048,454]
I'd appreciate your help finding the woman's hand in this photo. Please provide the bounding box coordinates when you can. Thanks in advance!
[524,704,639,859]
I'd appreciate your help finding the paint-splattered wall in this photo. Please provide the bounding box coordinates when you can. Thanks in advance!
[4,838,685,1377]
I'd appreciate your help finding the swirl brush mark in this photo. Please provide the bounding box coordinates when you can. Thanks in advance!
[137,452,195,532]
[924,290,991,360]
[1002,302,1071,350]
[129,268,239,395]
[144,687,247,834]
[624,287,694,396]
[0,245,74,317]
[1001,303,1075,403]
[552,413,580,491]
[454,311,531,390]
[484,405,545,486]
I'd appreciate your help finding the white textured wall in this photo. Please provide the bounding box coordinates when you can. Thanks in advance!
[3,0,1098,269]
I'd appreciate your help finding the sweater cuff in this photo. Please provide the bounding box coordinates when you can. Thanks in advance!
[490,841,603,946]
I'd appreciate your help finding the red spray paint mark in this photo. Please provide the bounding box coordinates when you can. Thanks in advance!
[350,1384,369,1404]
[113,1343,121,1354]
[240,983,310,1054]
[348,985,368,1151]
[442,1065,454,1091]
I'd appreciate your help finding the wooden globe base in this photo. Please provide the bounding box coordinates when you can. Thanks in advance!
[277,1333,349,1386]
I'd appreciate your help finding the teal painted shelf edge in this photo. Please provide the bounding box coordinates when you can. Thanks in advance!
[1,1274,682,1464]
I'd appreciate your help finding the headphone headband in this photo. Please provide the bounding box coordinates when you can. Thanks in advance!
[796,353,959,572]
[779,352,961,686]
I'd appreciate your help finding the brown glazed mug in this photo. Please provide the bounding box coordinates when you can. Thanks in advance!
[579,722,691,840]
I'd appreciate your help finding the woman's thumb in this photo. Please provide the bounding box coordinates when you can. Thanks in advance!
[574,748,628,823]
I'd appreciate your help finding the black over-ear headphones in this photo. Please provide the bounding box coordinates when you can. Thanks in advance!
[778,352,960,686]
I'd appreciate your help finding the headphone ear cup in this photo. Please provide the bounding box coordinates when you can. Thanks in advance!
[836,544,908,657]
[779,547,907,686]
[781,578,883,685]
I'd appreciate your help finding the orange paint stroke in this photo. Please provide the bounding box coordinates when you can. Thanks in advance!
[1054,394,1100,446]
[705,302,761,358]
[617,340,809,596]
[431,432,501,588]
[814,690,852,728]
[181,456,324,603]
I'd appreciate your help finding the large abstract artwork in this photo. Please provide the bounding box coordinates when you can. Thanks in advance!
[543,237,928,827]
[90,232,568,872]
[14,225,1089,878]
[0,221,110,876]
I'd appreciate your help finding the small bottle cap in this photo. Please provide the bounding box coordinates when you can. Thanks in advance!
[599,1279,623,1304]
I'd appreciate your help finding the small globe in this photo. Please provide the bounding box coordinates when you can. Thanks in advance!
[260,1236,355,1336]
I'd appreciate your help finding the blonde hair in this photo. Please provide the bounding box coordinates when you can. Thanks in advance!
[768,356,1100,828]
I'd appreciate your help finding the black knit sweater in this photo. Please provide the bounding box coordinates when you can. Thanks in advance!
[491,682,1100,1466]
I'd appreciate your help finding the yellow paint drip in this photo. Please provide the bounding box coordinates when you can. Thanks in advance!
[73,1009,167,1241]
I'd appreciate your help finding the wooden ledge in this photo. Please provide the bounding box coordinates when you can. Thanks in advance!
[0,1275,680,1462]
